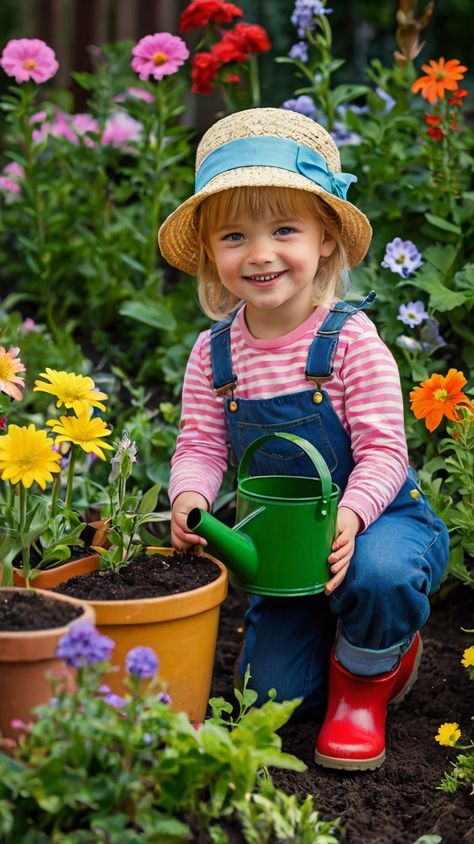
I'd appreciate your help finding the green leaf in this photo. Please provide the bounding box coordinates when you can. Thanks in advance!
[425,214,462,235]
[137,482,161,515]
[119,301,176,330]
[423,244,457,275]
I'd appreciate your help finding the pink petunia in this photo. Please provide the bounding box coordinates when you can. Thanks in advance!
[0,38,58,84]
[102,111,142,149]
[131,32,189,81]
[71,113,100,147]
[0,161,25,194]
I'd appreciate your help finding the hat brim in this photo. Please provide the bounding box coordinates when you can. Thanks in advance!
[158,166,372,276]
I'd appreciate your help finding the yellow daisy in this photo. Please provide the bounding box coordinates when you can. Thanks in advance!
[461,646,474,669]
[435,722,461,747]
[0,423,61,489]
[47,409,114,460]
[33,369,108,414]
[0,346,26,401]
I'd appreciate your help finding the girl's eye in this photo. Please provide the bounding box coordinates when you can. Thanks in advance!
[222,232,243,241]
[275,226,296,236]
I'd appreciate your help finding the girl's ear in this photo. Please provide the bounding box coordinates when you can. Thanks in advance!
[320,231,337,258]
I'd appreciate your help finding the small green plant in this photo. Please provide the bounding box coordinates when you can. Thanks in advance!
[0,622,340,843]
[435,641,474,795]
[94,430,165,571]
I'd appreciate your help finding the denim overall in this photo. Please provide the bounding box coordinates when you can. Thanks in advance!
[210,294,449,715]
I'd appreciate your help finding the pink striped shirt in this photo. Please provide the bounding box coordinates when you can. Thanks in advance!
[169,303,408,529]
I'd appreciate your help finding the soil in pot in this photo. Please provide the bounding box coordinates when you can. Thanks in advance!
[0,590,83,631]
[54,549,221,600]
[211,584,474,844]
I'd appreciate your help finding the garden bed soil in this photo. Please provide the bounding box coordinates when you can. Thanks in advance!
[210,584,474,844]
[0,590,82,631]
[54,550,221,600]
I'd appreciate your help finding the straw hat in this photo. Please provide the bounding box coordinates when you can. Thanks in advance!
[158,107,372,275]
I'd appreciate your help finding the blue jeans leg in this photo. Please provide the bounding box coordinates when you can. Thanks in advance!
[237,593,337,717]
[330,503,449,676]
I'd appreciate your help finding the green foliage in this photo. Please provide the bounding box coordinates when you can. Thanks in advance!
[0,656,339,843]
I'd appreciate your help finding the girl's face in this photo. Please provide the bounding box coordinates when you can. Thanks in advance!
[208,206,336,336]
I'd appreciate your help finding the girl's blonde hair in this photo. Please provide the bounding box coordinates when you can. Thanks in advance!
[195,186,349,320]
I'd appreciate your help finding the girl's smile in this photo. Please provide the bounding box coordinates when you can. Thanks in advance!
[208,209,336,337]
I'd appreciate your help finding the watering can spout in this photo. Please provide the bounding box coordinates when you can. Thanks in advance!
[187,508,259,582]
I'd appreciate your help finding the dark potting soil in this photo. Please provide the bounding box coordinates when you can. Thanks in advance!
[54,550,221,601]
[210,584,474,844]
[14,544,97,571]
[0,590,82,631]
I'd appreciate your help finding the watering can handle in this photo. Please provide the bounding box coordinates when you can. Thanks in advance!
[237,432,332,504]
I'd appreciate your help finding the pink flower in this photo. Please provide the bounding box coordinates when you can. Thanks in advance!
[71,113,99,146]
[0,346,26,401]
[22,318,40,332]
[0,38,58,84]
[0,161,25,194]
[115,86,155,104]
[30,110,47,124]
[102,111,142,149]
[32,111,78,144]
[131,33,189,81]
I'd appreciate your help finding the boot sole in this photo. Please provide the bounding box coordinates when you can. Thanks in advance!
[314,748,386,771]
[390,636,423,706]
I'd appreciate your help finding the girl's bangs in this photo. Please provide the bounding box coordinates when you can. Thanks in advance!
[198,186,323,238]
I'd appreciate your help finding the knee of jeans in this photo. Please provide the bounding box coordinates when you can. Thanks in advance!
[343,547,428,604]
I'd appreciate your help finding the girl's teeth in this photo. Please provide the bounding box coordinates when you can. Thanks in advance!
[249,273,279,281]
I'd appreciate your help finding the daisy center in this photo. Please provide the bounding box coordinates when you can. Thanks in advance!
[23,59,37,70]
[152,51,168,66]
[395,254,406,264]
[433,388,448,402]
[0,359,15,380]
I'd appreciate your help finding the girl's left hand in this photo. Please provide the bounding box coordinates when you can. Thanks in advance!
[324,506,362,596]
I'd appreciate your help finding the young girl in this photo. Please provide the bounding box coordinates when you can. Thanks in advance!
[158,108,449,771]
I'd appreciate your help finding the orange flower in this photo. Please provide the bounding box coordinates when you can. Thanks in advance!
[411,58,467,104]
[410,369,474,431]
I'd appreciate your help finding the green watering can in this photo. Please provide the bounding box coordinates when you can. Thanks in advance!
[187,432,340,597]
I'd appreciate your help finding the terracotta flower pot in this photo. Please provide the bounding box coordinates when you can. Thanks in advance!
[51,548,228,722]
[0,588,95,739]
[93,549,227,722]
[13,552,101,589]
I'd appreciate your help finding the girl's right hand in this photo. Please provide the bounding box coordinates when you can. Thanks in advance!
[171,491,209,550]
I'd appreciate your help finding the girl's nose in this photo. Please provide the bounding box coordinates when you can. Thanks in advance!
[247,238,275,265]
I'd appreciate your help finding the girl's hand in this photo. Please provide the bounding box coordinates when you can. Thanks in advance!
[171,491,209,550]
[325,506,362,596]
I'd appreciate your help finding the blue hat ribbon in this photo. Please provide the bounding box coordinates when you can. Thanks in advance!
[195,136,357,200]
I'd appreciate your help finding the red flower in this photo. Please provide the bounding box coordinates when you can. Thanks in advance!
[191,51,221,94]
[224,73,241,84]
[427,126,444,141]
[449,88,468,106]
[212,22,271,64]
[180,0,243,33]
[450,123,459,131]
[424,113,441,126]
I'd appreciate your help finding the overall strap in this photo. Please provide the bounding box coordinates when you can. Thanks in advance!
[210,309,239,393]
[306,290,376,383]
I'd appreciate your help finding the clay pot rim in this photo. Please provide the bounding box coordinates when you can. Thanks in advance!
[0,587,95,645]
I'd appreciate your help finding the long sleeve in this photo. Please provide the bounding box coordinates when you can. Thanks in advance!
[168,332,229,507]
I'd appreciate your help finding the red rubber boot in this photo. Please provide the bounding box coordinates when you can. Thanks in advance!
[314,635,422,771]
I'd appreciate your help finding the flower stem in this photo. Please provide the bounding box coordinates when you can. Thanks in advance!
[65,446,77,512]
[18,484,30,586]
[248,56,261,107]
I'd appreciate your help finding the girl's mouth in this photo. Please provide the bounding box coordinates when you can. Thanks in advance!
[243,270,286,285]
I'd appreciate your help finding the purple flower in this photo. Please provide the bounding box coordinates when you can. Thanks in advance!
[331,122,362,147]
[288,41,309,62]
[56,621,115,668]
[398,301,429,328]
[396,336,422,352]
[158,691,172,705]
[381,238,423,278]
[375,86,396,114]
[0,161,25,195]
[125,646,159,679]
[282,95,318,119]
[105,692,127,709]
[291,0,333,38]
